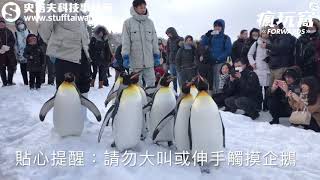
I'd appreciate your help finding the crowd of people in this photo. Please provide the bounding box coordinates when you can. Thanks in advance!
[0,0,319,133]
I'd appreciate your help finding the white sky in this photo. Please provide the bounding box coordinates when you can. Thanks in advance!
[36,0,319,41]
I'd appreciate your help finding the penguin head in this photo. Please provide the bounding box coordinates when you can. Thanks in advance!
[64,73,75,83]
[122,74,131,86]
[193,75,209,92]
[159,73,175,87]
[181,82,193,94]
[119,71,127,78]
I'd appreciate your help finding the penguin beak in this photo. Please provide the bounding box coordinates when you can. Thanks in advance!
[186,82,193,87]
[194,75,204,82]
[199,76,204,82]
[130,71,141,79]
[167,75,176,82]
[191,75,201,83]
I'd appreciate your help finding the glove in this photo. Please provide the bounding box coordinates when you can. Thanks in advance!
[153,54,160,66]
[123,55,130,69]
[2,45,10,52]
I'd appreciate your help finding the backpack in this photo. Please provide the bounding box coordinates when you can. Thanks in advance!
[252,41,258,61]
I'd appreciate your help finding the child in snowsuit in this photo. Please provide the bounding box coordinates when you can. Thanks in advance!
[23,34,45,89]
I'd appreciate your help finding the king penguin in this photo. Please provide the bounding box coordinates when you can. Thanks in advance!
[39,73,101,137]
[130,71,149,140]
[173,82,195,152]
[98,72,143,152]
[152,82,196,151]
[190,76,225,173]
[148,73,176,146]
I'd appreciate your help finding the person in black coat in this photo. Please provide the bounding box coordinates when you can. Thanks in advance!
[175,35,197,87]
[268,68,301,125]
[224,58,262,120]
[232,28,260,65]
[0,17,17,86]
[231,29,248,62]
[23,34,45,89]
[89,26,112,88]
[166,27,184,91]
[266,19,297,84]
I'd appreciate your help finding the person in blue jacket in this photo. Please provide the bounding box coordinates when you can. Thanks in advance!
[200,19,232,95]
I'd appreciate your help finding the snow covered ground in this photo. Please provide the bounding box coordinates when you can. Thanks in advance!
[0,65,320,180]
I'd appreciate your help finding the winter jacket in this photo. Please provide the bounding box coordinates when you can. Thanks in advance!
[121,6,160,69]
[297,32,320,77]
[231,38,247,62]
[14,18,31,64]
[200,19,232,64]
[175,43,197,71]
[268,69,301,104]
[38,0,90,64]
[0,28,17,67]
[223,68,262,104]
[248,37,271,86]
[218,74,229,94]
[166,27,183,65]
[89,26,112,67]
[23,45,45,72]
[240,28,261,63]
[266,33,297,69]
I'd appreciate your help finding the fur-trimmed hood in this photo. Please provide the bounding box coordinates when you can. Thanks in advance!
[166,27,178,38]
[130,6,149,21]
[93,25,108,41]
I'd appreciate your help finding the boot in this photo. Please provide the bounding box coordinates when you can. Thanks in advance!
[269,119,280,125]
[90,79,95,87]
[99,81,104,89]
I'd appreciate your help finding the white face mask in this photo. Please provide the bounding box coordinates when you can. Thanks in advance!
[18,24,25,30]
[212,30,220,35]
[308,30,317,34]
[235,66,243,72]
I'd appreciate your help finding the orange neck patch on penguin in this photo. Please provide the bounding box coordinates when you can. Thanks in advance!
[59,82,76,91]
[123,85,140,96]
[197,91,210,97]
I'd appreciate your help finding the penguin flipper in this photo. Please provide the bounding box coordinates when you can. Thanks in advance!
[219,112,226,148]
[152,109,176,141]
[144,85,157,91]
[39,96,55,121]
[80,95,101,122]
[98,105,115,143]
[143,101,153,111]
[174,96,184,126]
[104,91,117,107]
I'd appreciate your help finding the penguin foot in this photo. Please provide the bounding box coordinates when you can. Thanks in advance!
[111,141,116,148]
[200,165,211,174]
[140,134,146,141]
[168,141,173,147]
